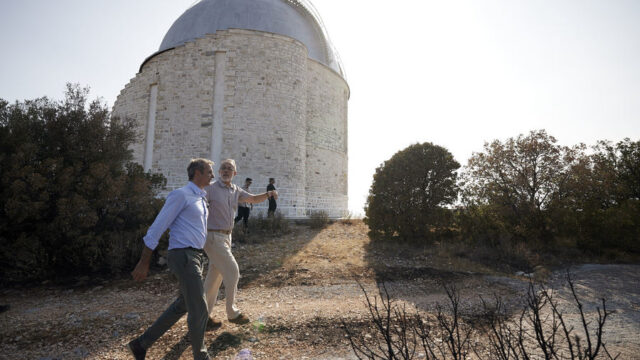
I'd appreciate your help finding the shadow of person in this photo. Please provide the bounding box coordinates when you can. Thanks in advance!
[161,331,243,359]
[162,334,190,360]
[207,331,243,357]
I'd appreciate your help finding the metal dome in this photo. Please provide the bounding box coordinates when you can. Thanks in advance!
[156,0,344,76]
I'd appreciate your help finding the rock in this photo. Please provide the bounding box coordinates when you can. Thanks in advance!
[93,310,110,318]
[124,312,141,320]
[73,347,89,357]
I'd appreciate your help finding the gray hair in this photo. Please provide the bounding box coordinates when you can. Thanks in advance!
[220,158,237,172]
[187,158,214,180]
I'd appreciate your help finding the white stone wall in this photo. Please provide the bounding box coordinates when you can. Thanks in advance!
[113,29,348,218]
[305,60,349,217]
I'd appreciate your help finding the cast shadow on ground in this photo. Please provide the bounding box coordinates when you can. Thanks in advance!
[161,331,243,360]
[360,236,527,315]
[232,223,324,288]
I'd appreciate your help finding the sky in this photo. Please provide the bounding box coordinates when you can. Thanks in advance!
[1,0,639,215]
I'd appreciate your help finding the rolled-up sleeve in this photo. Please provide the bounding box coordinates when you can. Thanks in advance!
[142,190,185,250]
[238,186,251,202]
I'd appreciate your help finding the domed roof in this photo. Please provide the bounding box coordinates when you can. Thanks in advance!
[156,0,344,76]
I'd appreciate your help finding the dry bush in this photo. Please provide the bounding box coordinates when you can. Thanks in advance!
[233,212,290,244]
[343,273,618,360]
[309,210,331,229]
[340,211,355,226]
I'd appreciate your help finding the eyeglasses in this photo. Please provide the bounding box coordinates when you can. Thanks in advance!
[220,166,235,171]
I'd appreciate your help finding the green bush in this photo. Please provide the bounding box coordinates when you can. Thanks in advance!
[574,200,640,254]
[364,142,460,242]
[460,131,640,254]
[0,85,165,284]
[462,130,583,243]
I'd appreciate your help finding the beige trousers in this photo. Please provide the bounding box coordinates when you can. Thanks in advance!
[203,231,241,320]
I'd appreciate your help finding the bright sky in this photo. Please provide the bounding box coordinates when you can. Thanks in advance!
[1,0,639,215]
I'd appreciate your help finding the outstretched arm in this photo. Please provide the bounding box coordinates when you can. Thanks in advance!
[245,190,278,204]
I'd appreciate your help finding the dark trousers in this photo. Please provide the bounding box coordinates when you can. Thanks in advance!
[268,199,277,217]
[137,248,209,360]
[234,206,250,227]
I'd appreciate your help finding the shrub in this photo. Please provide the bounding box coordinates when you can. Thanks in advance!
[364,142,460,242]
[309,210,330,229]
[340,211,355,225]
[234,211,290,243]
[0,85,165,284]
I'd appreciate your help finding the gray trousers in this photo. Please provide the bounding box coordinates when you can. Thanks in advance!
[138,248,209,360]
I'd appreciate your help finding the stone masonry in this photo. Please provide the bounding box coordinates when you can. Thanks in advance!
[113,29,349,218]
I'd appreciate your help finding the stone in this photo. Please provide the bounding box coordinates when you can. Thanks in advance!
[113,18,348,219]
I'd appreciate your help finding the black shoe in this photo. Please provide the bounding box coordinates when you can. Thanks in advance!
[127,338,146,360]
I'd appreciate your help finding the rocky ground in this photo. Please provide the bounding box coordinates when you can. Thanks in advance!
[1,221,638,359]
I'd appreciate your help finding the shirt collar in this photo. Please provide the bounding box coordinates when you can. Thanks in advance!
[214,179,234,190]
[187,181,207,197]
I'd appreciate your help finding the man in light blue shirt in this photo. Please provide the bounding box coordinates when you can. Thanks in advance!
[128,158,214,360]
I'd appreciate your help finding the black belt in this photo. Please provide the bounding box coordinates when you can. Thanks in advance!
[171,247,204,253]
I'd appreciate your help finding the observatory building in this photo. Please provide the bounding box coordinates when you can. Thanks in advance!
[112,0,349,218]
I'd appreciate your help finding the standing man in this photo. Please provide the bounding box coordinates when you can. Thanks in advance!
[128,158,214,360]
[267,177,277,217]
[204,159,277,325]
[233,177,253,230]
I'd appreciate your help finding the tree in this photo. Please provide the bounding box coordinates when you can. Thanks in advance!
[553,139,640,252]
[462,130,583,241]
[594,138,640,201]
[0,84,165,283]
[364,142,460,241]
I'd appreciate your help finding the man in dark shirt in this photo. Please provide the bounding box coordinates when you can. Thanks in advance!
[234,177,253,229]
[267,178,277,217]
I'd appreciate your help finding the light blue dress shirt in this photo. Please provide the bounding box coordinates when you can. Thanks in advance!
[143,182,209,250]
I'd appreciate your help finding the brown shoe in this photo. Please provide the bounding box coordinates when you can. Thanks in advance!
[207,317,222,330]
[228,313,250,324]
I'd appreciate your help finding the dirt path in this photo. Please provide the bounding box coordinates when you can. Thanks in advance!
[1,222,638,359]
